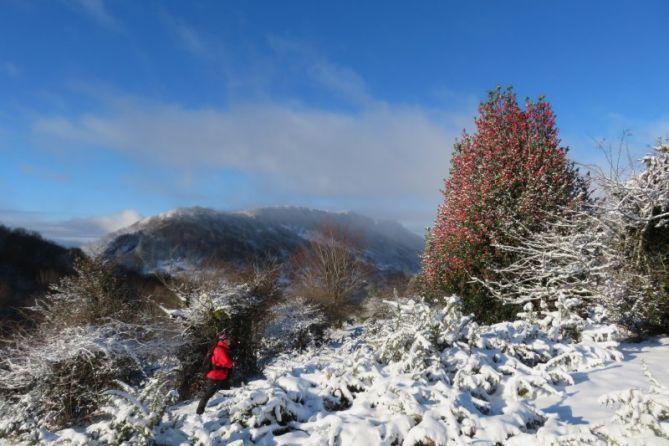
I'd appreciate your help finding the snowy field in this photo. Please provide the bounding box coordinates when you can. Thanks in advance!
[162,338,669,446]
[30,298,669,446]
[536,338,669,427]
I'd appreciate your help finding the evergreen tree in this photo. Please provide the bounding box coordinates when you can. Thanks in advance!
[422,86,586,322]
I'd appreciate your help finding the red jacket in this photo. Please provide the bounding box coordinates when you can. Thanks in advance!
[206,340,234,380]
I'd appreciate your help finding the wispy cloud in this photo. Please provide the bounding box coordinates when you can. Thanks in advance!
[161,19,378,107]
[164,17,210,57]
[267,36,375,107]
[66,0,122,31]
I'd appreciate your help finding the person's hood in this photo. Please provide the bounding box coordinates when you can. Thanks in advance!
[217,339,230,349]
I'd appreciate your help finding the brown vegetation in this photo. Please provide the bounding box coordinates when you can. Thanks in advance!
[289,223,372,323]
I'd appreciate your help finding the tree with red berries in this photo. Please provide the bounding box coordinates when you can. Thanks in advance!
[422,86,587,322]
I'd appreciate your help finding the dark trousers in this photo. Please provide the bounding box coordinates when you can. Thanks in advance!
[196,378,230,414]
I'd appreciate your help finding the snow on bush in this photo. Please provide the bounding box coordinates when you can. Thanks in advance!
[261,296,326,359]
[475,141,669,337]
[476,204,661,339]
[95,364,180,445]
[8,295,636,445]
[0,321,173,440]
[598,141,669,335]
[596,360,669,443]
[164,280,264,332]
[139,297,622,445]
[164,279,269,395]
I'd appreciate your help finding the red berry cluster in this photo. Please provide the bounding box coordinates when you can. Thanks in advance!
[423,87,584,292]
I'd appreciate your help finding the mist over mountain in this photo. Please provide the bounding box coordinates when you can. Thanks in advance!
[91,207,425,275]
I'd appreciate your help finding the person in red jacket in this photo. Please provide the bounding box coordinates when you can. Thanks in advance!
[196,331,234,415]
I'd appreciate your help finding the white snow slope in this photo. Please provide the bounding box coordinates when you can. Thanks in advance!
[28,299,669,446]
[536,338,669,426]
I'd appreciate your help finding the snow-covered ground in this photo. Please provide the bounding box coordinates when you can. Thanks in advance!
[15,300,669,445]
[536,338,669,425]
[157,337,669,446]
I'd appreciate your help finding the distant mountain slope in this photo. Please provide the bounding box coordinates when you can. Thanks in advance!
[0,225,81,321]
[91,207,424,275]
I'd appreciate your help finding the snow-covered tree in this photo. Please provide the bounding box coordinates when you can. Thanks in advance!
[476,209,654,338]
[32,256,147,329]
[0,256,177,438]
[598,141,669,334]
[479,141,669,336]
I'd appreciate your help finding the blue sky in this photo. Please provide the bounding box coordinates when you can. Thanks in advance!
[1,0,668,245]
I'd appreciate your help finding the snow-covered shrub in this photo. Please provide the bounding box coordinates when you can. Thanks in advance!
[96,363,179,445]
[370,298,620,443]
[218,333,380,442]
[260,296,326,361]
[480,141,669,337]
[597,360,669,442]
[195,297,621,445]
[373,297,472,381]
[0,255,177,440]
[27,292,628,445]
[0,321,173,439]
[165,278,273,396]
[32,256,147,329]
[598,141,669,335]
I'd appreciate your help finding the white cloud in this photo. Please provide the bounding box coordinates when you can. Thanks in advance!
[91,209,141,233]
[0,209,141,246]
[33,99,469,200]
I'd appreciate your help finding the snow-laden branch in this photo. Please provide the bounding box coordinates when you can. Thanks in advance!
[476,141,669,336]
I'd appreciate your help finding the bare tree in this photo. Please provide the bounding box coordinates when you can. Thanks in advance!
[290,224,371,321]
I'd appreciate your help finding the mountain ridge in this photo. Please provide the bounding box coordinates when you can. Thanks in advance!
[90,206,424,275]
